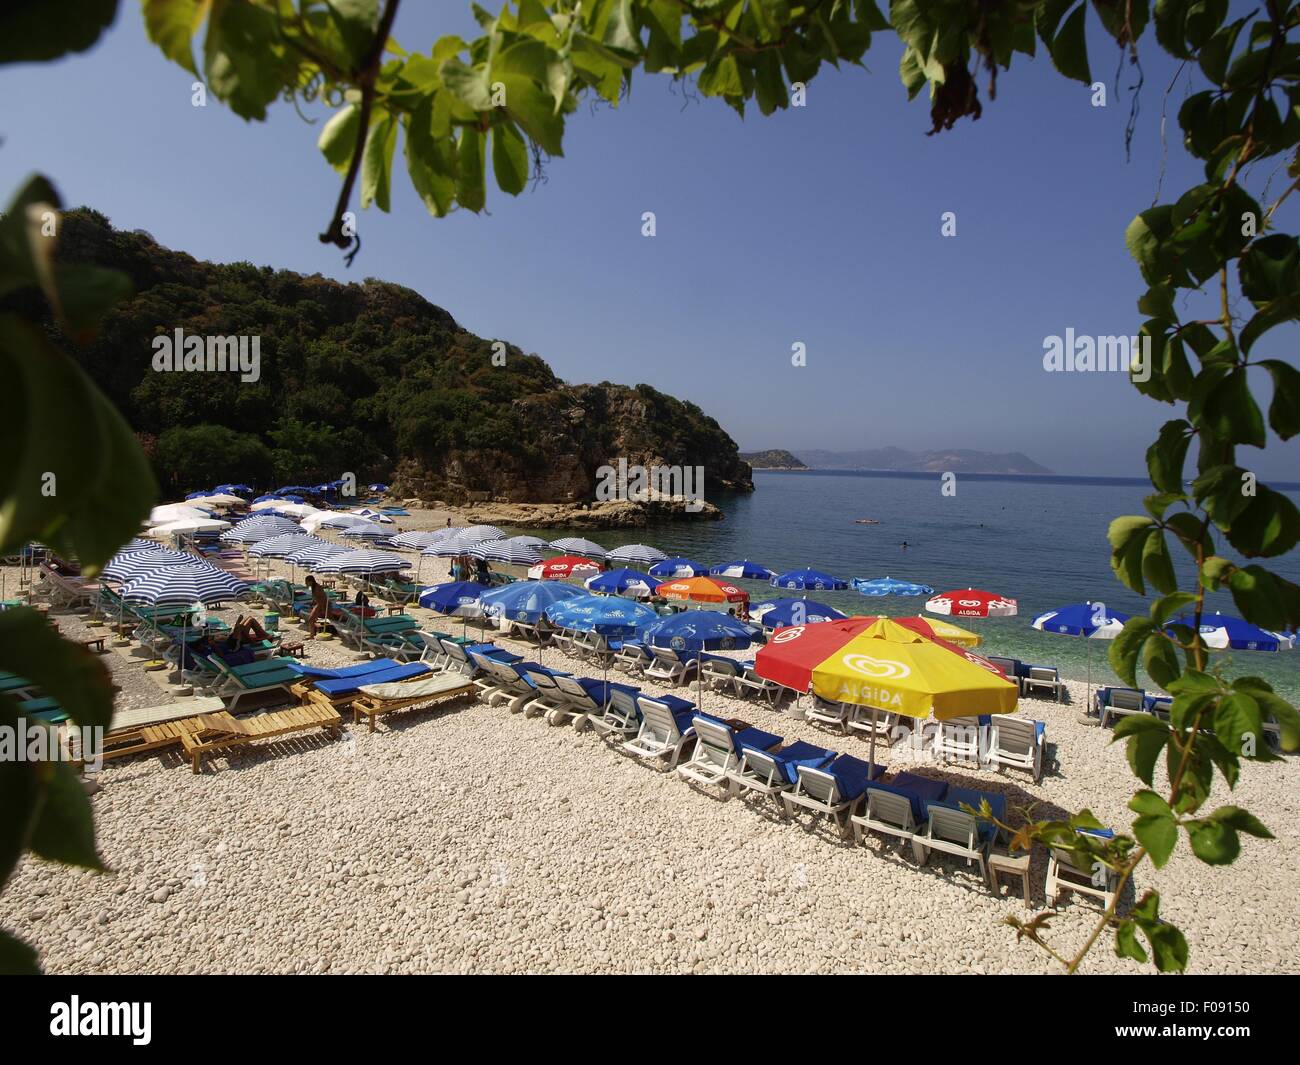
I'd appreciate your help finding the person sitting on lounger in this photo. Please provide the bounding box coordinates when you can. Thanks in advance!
[226,614,272,649]
[305,575,330,638]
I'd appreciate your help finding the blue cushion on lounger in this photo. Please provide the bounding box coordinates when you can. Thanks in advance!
[576,679,638,704]
[770,741,836,785]
[314,662,429,695]
[733,726,782,753]
[1078,826,1115,839]
[870,771,948,823]
[824,754,883,801]
[930,786,1006,841]
[657,693,697,714]
[286,659,399,679]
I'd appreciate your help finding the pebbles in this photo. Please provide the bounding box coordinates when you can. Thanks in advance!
[6,561,1298,973]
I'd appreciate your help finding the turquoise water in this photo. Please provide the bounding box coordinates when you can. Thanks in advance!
[512,470,1300,701]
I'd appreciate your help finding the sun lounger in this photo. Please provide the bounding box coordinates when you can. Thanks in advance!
[732,661,785,703]
[805,695,854,734]
[198,655,304,710]
[913,786,1007,888]
[612,641,652,675]
[1045,827,1118,909]
[851,771,949,859]
[559,677,642,738]
[847,704,901,745]
[1022,664,1065,702]
[178,703,343,773]
[470,653,542,711]
[350,673,479,732]
[519,668,579,723]
[643,647,700,686]
[1097,687,1147,728]
[932,715,985,765]
[727,740,836,805]
[782,754,883,836]
[676,715,782,790]
[699,655,741,694]
[986,717,1046,782]
[621,694,706,769]
[986,656,1023,693]
[297,661,431,708]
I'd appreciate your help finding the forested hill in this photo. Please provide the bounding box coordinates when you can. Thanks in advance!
[40,210,753,502]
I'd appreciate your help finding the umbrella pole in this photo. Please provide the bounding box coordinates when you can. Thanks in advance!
[868,705,879,768]
[1087,639,1093,715]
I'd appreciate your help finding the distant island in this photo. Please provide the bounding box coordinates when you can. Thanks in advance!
[746,447,1053,475]
[739,449,809,470]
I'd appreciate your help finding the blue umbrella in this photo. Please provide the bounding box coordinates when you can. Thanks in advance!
[752,598,848,627]
[770,567,848,592]
[585,568,656,597]
[213,484,252,495]
[419,580,489,638]
[480,580,584,625]
[648,557,708,578]
[544,594,659,637]
[1167,611,1291,652]
[641,609,755,709]
[710,559,775,580]
[184,490,212,499]
[852,576,935,597]
[1032,600,1132,705]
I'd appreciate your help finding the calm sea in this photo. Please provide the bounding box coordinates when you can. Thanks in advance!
[519,470,1300,701]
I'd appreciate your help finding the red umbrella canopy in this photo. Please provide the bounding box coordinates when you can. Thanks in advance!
[924,588,1018,618]
[528,555,603,580]
[756,616,1008,693]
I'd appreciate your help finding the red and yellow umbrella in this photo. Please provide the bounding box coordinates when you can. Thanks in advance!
[655,576,748,605]
[848,614,983,648]
[528,555,602,580]
[925,587,1018,618]
[755,616,1017,722]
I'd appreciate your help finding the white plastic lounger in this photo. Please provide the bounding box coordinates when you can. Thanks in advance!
[699,657,740,694]
[520,669,573,723]
[805,695,853,734]
[676,716,781,790]
[621,696,697,769]
[932,716,984,765]
[851,788,926,861]
[643,648,697,686]
[1023,665,1065,702]
[781,755,879,838]
[986,717,1045,782]
[1045,829,1119,909]
[1099,688,1147,728]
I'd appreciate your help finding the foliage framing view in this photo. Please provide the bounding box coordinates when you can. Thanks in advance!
[1,0,1298,973]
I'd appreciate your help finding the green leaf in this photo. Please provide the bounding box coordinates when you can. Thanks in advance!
[142,0,205,76]
[1199,368,1265,448]
[318,104,361,175]
[360,109,397,211]
[202,0,289,121]
[491,121,529,195]
[0,0,118,64]
[1150,591,1198,624]
[1110,616,1155,687]
[1046,5,1090,83]
[1186,818,1238,864]
[1248,689,1300,751]
[27,760,104,871]
[496,73,565,155]
[0,700,39,893]
[441,58,494,110]
[1132,809,1178,868]
[404,103,457,217]
[1142,632,1182,688]
[1115,919,1149,963]
[1125,728,1169,785]
[0,315,157,573]
[0,928,40,975]
[1141,530,1177,595]
[457,126,486,212]
[1227,565,1291,631]
[1146,420,1192,493]
[1109,516,1155,595]
[1146,921,1189,972]
[1259,360,1299,440]
[1208,805,1273,838]
[324,0,380,68]
[1226,486,1300,559]
[0,608,114,731]
[1213,691,1263,754]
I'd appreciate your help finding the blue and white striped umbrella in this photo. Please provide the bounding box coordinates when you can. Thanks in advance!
[606,543,667,567]
[548,537,607,560]
[477,536,545,565]
[648,557,708,578]
[390,530,453,550]
[710,559,775,580]
[315,513,375,531]
[425,527,507,557]
[222,516,302,543]
[584,568,656,598]
[121,563,250,607]
[284,542,352,566]
[770,567,848,592]
[479,580,584,624]
[248,533,324,558]
[311,550,411,575]
[102,549,194,583]
[339,522,394,541]
[852,576,936,597]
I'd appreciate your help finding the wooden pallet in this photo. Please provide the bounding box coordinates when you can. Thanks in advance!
[350,679,478,733]
[179,703,342,773]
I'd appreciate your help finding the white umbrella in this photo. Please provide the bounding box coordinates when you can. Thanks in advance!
[147,518,231,536]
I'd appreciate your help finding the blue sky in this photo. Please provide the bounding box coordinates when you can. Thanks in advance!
[1,4,1295,478]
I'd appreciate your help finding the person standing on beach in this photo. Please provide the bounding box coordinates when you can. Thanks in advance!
[305,574,329,639]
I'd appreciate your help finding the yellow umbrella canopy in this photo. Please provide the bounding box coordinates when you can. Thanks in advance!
[906,615,983,648]
[805,618,1017,721]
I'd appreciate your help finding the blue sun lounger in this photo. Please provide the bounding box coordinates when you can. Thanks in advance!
[783,753,884,835]
[311,662,430,699]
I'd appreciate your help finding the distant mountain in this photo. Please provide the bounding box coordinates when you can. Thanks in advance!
[739,449,809,470]
[793,448,1053,475]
